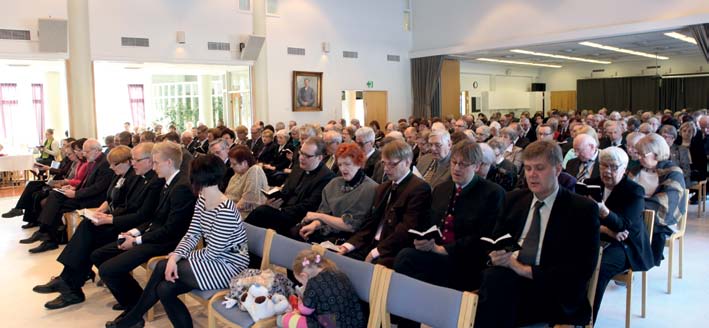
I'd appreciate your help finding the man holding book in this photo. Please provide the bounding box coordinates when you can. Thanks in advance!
[475,140,600,328]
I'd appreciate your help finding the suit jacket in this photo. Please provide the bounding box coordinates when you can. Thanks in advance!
[430,177,505,286]
[137,171,196,246]
[515,136,531,149]
[346,173,432,266]
[273,144,296,171]
[491,188,600,325]
[322,154,340,176]
[75,154,115,207]
[585,176,654,271]
[187,138,200,154]
[256,142,278,164]
[112,170,164,232]
[503,146,523,173]
[363,149,381,179]
[598,137,626,150]
[194,138,209,155]
[280,163,336,220]
[565,157,600,181]
[218,159,235,193]
[415,153,452,189]
[248,137,264,156]
[49,156,73,180]
[689,132,707,181]
[412,144,420,166]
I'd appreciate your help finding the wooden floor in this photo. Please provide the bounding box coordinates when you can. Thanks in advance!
[1,190,708,327]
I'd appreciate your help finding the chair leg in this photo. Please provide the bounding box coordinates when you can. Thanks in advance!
[667,241,674,294]
[208,306,216,328]
[641,271,648,318]
[679,237,684,279]
[625,273,632,328]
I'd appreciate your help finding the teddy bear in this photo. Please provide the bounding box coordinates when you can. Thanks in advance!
[240,284,292,322]
[226,269,295,310]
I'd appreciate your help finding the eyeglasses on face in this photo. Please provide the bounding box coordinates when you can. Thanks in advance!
[380,159,402,169]
[131,157,151,163]
[450,160,474,168]
[299,151,318,159]
[599,163,621,171]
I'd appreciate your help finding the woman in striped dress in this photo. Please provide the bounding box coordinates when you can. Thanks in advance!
[106,154,249,328]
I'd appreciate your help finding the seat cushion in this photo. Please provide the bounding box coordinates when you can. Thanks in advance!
[212,299,255,327]
[191,289,220,301]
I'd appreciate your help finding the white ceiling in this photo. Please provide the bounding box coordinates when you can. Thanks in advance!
[454,27,702,65]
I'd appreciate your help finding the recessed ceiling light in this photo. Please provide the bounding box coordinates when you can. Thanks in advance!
[579,41,669,60]
[511,49,611,64]
[664,32,697,45]
[476,58,562,68]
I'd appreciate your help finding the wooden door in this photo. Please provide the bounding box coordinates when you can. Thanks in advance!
[550,90,577,112]
[363,91,388,126]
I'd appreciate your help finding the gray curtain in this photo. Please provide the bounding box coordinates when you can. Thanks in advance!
[411,56,444,119]
[691,24,709,63]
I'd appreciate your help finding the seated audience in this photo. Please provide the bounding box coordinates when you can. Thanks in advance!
[355,126,381,179]
[321,130,342,174]
[90,141,196,312]
[263,129,295,185]
[627,133,686,266]
[246,137,335,236]
[625,131,645,171]
[660,125,691,186]
[208,138,234,192]
[338,140,431,268]
[475,140,599,327]
[566,134,600,183]
[584,147,654,322]
[499,127,523,172]
[415,129,452,189]
[486,138,518,191]
[225,145,268,218]
[106,154,249,328]
[296,143,378,243]
[255,129,278,164]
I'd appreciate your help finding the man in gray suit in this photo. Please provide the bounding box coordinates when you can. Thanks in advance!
[415,129,451,189]
[297,78,316,106]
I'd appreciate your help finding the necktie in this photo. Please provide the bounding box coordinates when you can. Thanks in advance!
[423,159,438,183]
[442,186,462,243]
[518,201,544,265]
[577,161,589,181]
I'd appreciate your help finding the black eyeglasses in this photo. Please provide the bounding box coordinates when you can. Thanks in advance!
[380,159,402,169]
[131,157,150,163]
[299,151,318,159]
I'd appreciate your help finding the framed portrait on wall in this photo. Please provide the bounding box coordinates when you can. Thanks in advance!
[292,71,323,112]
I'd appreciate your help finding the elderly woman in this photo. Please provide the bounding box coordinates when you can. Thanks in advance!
[625,131,645,171]
[498,127,523,172]
[342,125,357,143]
[296,143,378,244]
[263,129,295,186]
[107,154,249,328]
[628,133,687,266]
[659,125,691,186]
[586,147,654,322]
[255,129,278,164]
[225,145,268,218]
[485,138,518,191]
[678,121,704,184]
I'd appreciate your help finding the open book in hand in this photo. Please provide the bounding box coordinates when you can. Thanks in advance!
[50,160,61,169]
[314,240,341,252]
[77,209,99,224]
[408,225,442,242]
[260,186,283,199]
[480,233,522,252]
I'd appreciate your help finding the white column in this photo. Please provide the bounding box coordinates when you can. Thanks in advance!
[252,0,269,124]
[66,0,97,138]
[45,72,68,137]
[198,76,214,126]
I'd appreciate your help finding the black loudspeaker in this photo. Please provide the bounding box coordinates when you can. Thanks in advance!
[531,83,546,92]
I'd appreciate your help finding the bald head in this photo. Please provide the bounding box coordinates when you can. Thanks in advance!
[573,134,598,162]
[83,139,102,162]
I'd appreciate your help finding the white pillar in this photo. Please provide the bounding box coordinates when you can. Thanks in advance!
[199,76,214,126]
[252,0,269,124]
[66,0,97,138]
[45,71,68,137]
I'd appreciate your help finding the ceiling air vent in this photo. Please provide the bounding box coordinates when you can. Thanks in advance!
[208,42,230,51]
[387,55,400,62]
[646,65,661,69]
[0,29,30,40]
[287,47,305,56]
[121,37,149,47]
[343,51,358,59]
[592,69,605,73]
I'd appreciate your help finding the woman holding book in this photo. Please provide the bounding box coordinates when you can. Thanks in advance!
[225,145,268,218]
[296,143,378,244]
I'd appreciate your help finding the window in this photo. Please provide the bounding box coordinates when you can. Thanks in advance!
[32,84,45,143]
[0,83,18,139]
[128,84,146,129]
[266,0,279,15]
[238,0,251,12]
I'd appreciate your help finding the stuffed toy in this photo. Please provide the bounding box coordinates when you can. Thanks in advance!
[225,269,295,310]
[241,284,291,322]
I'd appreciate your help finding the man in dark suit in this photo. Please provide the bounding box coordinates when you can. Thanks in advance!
[584,147,654,322]
[247,124,264,156]
[598,120,626,151]
[404,127,420,165]
[90,141,196,311]
[24,139,115,253]
[394,140,505,293]
[209,138,235,192]
[356,126,381,179]
[516,118,535,148]
[339,140,432,268]
[246,137,335,236]
[565,134,600,183]
[322,130,341,175]
[475,140,600,327]
[190,125,209,155]
[33,142,164,309]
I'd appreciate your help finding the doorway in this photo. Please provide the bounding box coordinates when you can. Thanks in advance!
[363,91,387,126]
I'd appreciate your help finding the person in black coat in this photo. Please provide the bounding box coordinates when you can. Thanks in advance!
[475,141,600,327]
[255,129,278,165]
[32,144,163,310]
[28,139,115,253]
[264,129,296,186]
[208,138,235,192]
[584,147,654,322]
[246,137,335,236]
[394,140,505,297]
[90,141,196,311]
[565,134,600,183]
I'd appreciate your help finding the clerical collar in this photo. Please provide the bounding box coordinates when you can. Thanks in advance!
[305,162,323,175]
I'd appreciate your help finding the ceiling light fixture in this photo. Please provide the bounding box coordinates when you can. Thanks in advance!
[476,58,562,68]
[664,32,697,45]
[510,49,611,64]
[578,41,669,60]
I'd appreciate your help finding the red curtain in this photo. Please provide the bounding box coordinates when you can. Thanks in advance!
[32,84,45,144]
[0,83,18,139]
[128,84,145,129]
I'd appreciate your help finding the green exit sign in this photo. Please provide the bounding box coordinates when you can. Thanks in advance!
[366,81,374,88]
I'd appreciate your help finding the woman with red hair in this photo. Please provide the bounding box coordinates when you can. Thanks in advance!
[295,143,379,244]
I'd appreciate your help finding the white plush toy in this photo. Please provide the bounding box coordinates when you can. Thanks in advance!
[241,284,292,322]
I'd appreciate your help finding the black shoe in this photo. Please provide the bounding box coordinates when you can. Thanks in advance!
[20,231,47,244]
[21,222,39,229]
[33,276,66,294]
[2,208,23,218]
[112,303,126,311]
[105,318,144,328]
[29,240,59,253]
[44,290,85,310]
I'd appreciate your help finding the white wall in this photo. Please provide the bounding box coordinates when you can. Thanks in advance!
[460,62,543,115]
[0,0,67,58]
[265,0,412,125]
[411,0,709,57]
